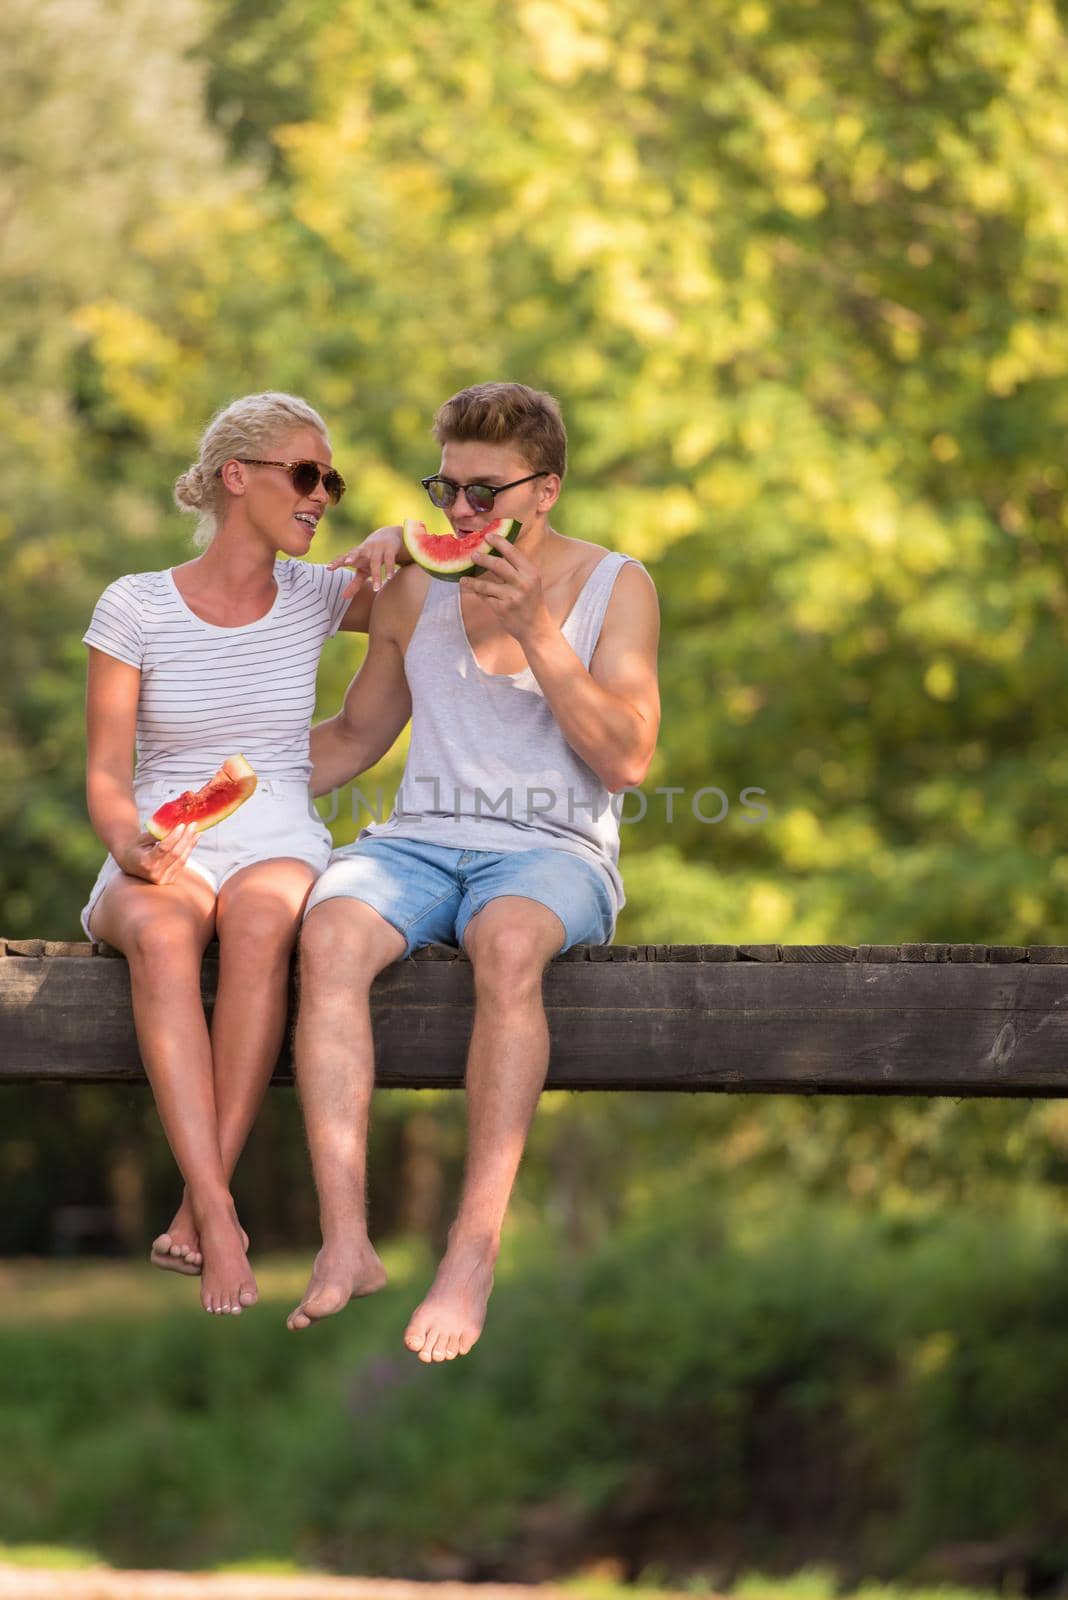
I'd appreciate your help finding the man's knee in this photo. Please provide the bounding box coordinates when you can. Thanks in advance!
[299,897,404,987]
[467,901,562,991]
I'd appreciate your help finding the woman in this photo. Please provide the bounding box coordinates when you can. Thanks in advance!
[81,391,402,1316]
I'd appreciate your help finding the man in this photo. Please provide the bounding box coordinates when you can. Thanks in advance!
[288,381,660,1360]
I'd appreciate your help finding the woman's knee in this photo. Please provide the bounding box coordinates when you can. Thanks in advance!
[218,898,302,966]
[123,911,207,971]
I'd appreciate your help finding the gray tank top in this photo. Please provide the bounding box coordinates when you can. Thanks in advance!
[361,550,644,912]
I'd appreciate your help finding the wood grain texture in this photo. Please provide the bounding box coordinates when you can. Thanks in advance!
[4,942,1068,1095]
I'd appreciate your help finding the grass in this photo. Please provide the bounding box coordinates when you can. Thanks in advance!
[1,1199,1066,1585]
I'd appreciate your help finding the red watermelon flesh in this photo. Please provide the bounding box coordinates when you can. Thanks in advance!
[403,517,520,582]
[146,755,258,840]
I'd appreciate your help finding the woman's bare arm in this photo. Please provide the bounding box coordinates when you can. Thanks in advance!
[85,648,198,882]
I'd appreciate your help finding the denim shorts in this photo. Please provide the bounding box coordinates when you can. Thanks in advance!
[81,778,333,939]
[302,836,616,958]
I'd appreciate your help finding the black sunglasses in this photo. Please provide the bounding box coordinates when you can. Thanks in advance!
[219,458,347,504]
[421,471,547,514]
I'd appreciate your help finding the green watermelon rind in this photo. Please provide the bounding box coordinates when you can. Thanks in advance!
[145,754,258,841]
[403,517,521,582]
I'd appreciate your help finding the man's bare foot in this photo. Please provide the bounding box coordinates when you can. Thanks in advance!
[195,1199,258,1316]
[404,1232,499,1363]
[287,1240,388,1331]
[150,1192,250,1278]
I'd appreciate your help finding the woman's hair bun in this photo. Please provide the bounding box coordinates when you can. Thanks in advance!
[174,463,207,512]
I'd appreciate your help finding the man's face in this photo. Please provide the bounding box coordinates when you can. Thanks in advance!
[437,440,555,536]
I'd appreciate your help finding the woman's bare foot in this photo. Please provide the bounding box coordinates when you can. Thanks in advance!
[150,1191,203,1275]
[150,1190,250,1278]
[404,1232,499,1363]
[287,1239,388,1331]
[195,1198,258,1315]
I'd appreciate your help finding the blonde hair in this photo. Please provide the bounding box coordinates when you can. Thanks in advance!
[174,391,331,548]
[432,382,567,480]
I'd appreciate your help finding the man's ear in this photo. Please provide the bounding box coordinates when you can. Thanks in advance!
[538,474,562,512]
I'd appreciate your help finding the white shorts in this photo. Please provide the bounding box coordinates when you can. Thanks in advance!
[80,777,333,940]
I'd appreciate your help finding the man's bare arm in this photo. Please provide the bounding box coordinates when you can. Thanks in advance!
[310,595,412,796]
[522,564,661,791]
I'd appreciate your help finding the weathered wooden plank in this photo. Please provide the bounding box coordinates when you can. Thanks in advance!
[781,946,856,963]
[4,952,1068,1096]
[6,941,1068,964]
[900,943,948,962]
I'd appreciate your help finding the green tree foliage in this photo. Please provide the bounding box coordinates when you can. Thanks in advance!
[3,0,1068,1271]
[5,2,1068,1574]
[0,0,244,932]
[7,0,1068,946]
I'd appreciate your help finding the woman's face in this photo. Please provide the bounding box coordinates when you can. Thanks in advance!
[230,425,336,555]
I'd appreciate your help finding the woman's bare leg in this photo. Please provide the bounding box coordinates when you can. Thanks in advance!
[155,858,318,1270]
[88,871,255,1314]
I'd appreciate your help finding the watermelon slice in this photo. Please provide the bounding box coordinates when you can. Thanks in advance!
[402,516,521,582]
[145,755,258,840]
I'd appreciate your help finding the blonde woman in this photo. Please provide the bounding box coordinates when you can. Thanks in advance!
[81,392,403,1316]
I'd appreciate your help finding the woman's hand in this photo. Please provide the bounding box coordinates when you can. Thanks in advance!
[327,525,406,600]
[114,823,200,885]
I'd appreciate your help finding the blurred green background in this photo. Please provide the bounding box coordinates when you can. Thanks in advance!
[3,0,1068,1588]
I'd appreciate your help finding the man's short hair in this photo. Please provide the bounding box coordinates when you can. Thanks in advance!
[432,382,567,480]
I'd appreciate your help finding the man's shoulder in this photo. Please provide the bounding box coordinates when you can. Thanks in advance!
[598,558,660,646]
[603,553,658,604]
[560,537,657,591]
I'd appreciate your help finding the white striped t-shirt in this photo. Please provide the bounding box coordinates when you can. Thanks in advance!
[82,560,353,786]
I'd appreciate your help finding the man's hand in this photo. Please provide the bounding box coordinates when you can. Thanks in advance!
[114,823,200,885]
[328,525,406,600]
[460,529,549,643]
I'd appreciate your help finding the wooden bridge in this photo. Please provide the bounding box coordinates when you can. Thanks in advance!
[3,937,1068,1095]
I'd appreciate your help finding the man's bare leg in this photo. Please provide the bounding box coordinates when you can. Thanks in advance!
[151,859,319,1273]
[404,896,563,1364]
[287,897,406,1331]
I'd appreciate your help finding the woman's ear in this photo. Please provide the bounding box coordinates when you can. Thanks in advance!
[218,458,248,495]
